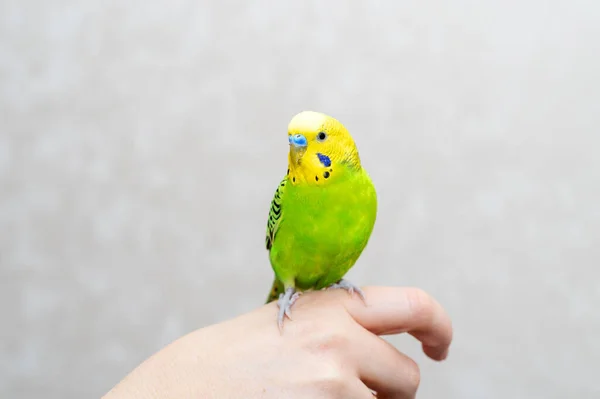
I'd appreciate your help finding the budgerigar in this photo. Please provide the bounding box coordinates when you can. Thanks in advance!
[265,111,378,329]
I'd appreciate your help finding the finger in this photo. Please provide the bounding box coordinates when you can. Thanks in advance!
[349,329,420,399]
[343,286,453,361]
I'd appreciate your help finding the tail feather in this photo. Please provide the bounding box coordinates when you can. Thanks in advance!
[266,278,284,304]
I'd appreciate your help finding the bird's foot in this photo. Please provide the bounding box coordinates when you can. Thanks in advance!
[327,279,366,303]
[277,288,300,331]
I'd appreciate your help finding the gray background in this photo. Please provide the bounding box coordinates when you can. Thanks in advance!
[1,0,599,398]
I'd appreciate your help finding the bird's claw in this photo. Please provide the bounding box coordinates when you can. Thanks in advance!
[327,279,366,303]
[277,288,301,331]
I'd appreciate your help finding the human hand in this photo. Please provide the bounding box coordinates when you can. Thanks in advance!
[104,286,452,399]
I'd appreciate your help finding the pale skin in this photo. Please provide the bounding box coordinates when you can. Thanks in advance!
[103,286,453,399]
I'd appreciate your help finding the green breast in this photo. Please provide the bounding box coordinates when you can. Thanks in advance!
[269,166,377,290]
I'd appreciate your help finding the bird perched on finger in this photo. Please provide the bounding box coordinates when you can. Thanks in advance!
[265,111,378,330]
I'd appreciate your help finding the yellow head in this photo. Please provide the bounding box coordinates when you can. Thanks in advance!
[287,111,361,186]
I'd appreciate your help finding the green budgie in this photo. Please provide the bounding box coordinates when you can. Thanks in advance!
[265,111,378,329]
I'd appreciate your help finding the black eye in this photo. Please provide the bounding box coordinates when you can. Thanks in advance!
[317,132,327,141]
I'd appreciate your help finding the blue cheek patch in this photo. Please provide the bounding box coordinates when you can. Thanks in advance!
[316,153,331,167]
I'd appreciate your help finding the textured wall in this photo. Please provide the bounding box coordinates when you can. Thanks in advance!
[1,1,599,398]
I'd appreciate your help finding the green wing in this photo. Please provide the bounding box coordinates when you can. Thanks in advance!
[266,177,288,250]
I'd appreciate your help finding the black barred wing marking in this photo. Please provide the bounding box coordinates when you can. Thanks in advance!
[266,177,288,250]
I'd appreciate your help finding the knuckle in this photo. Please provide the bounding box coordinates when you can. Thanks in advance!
[313,361,348,394]
[305,325,350,356]
[405,287,434,324]
[319,328,349,352]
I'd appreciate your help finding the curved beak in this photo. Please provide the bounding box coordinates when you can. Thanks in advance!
[288,134,307,164]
